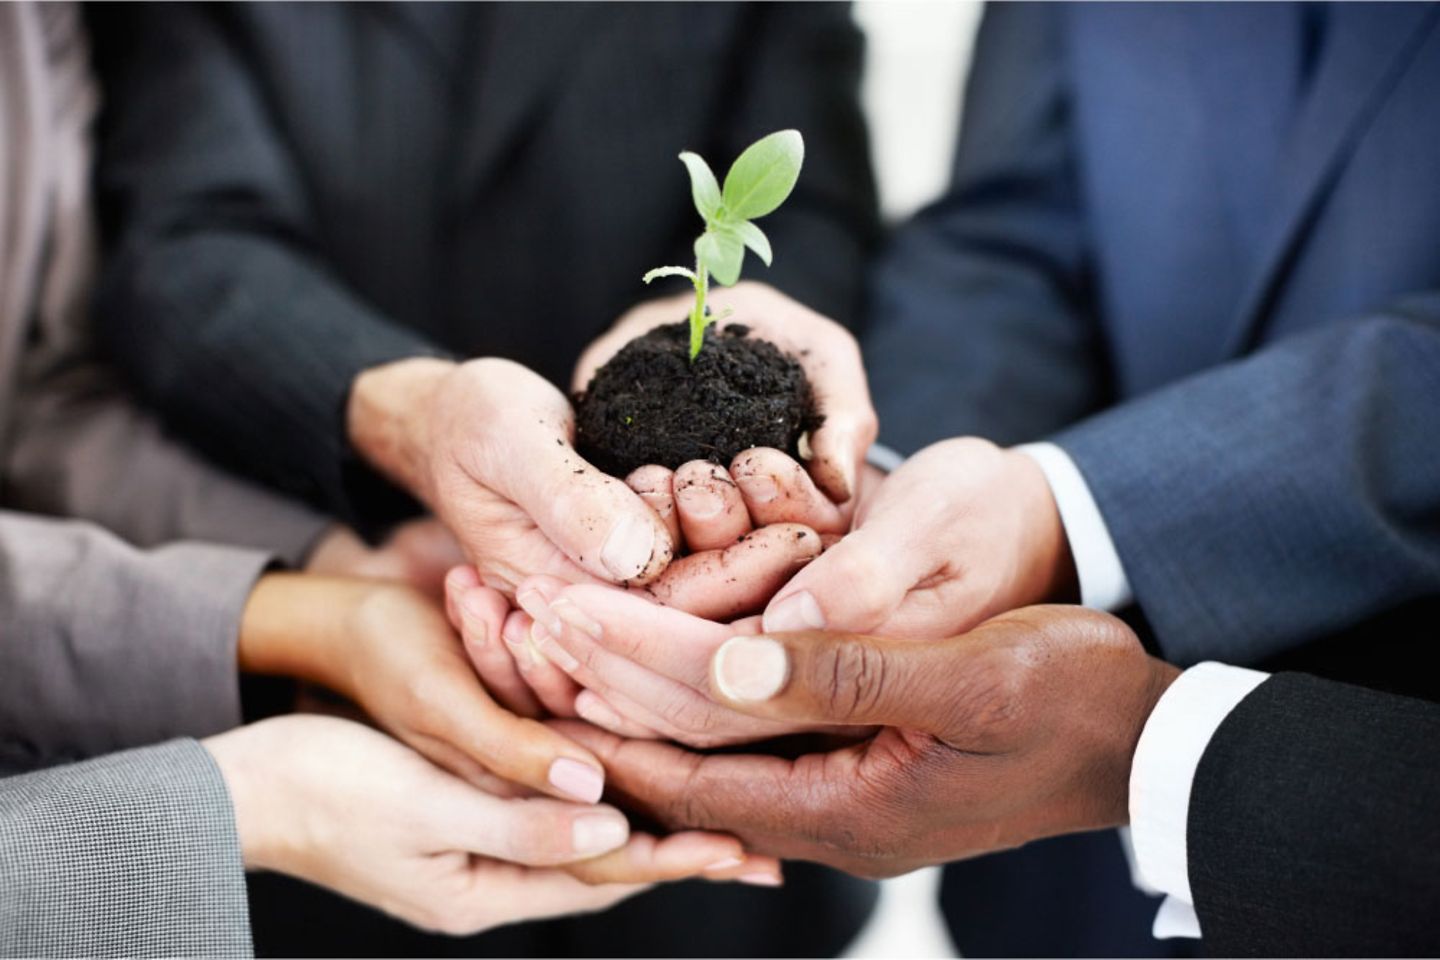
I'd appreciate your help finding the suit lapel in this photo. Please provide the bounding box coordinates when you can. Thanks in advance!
[449,4,602,204]
[1222,3,1440,357]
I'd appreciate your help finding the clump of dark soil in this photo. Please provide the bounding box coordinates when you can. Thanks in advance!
[575,321,820,477]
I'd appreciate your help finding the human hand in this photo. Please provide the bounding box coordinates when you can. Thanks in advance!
[238,574,609,803]
[304,518,464,599]
[556,606,1179,878]
[204,715,780,935]
[761,437,1078,639]
[576,282,878,504]
[347,357,817,613]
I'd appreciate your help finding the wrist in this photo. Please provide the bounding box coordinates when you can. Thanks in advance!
[203,722,296,873]
[348,357,454,502]
[238,573,381,699]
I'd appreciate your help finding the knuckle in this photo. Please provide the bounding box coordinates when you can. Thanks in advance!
[809,640,888,722]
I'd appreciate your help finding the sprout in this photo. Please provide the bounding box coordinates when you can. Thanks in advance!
[643,130,805,361]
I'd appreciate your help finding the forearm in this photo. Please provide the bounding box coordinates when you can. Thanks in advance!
[0,740,251,957]
[0,513,269,768]
[1056,301,1440,665]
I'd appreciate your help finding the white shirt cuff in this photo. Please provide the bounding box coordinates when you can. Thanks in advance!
[866,441,906,473]
[1129,662,1269,937]
[1015,442,1133,611]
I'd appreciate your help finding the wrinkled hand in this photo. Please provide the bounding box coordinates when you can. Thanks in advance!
[556,606,1178,878]
[305,518,464,599]
[576,282,878,504]
[761,437,1078,639]
[204,716,779,935]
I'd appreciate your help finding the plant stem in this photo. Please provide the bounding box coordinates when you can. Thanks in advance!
[688,258,710,361]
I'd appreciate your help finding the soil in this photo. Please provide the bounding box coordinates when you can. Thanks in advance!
[575,321,820,477]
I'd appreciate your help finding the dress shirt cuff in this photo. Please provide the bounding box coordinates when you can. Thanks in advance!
[866,441,906,473]
[1015,442,1133,611]
[1130,662,1269,913]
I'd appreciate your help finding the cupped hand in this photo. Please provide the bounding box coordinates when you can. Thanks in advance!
[554,606,1179,878]
[575,282,878,504]
[204,715,781,936]
[240,574,607,803]
[760,437,1079,639]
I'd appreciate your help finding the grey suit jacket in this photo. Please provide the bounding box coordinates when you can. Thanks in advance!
[0,511,270,773]
[0,739,252,958]
[0,1,328,564]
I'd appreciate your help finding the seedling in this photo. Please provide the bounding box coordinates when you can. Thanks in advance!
[643,129,805,360]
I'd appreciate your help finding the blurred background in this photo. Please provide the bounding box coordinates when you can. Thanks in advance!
[844,3,979,955]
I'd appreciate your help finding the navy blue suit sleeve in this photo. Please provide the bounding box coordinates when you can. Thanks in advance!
[864,3,1110,455]
[1057,298,1440,666]
[91,6,443,532]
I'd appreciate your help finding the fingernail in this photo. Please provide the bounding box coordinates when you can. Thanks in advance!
[739,872,783,887]
[575,691,624,730]
[676,483,725,518]
[640,490,674,518]
[458,592,491,648]
[736,474,779,504]
[602,514,656,581]
[549,757,605,804]
[551,597,603,640]
[705,856,745,871]
[572,812,629,855]
[713,636,789,703]
[763,591,825,633]
[797,431,814,461]
[517,589,560,637]
[531,621,580,672]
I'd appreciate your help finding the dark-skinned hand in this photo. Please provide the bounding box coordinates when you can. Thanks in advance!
[554,605,1180,878]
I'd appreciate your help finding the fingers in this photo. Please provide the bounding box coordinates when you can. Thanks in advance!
[564,831,782,886]
[672,461,752,550]
[626,465,681,545]
[730,448,848,534]
[446,567,543,717]
[646,523,823,621]
[491,411,674,586]
[574,690,667,740]
[437,789,634,866]
[501,611,582,718]
[708,630,966,730]
[761,524,928,635]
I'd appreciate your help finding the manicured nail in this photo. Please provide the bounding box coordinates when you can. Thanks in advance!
[676,483,725,518]
[552,597,603,641]
[736,473,779,504]
[575,691,624,730]
[572,812,628,855]
[713,636,789,703]
[738,872,783,887]
[549,757,605,804]
[763,591,825,633]
[531,622,580,672]
[601,514,656,581]
[705,856,745,872]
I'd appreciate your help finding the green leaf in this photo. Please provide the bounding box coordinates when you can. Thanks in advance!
[695,228,744,286]
[643,265,698,285]
[721,129,804,221]
[678,151,722,222]
[731,221,772,266]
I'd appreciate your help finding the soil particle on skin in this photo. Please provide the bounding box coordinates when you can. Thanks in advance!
[575,322,820,477]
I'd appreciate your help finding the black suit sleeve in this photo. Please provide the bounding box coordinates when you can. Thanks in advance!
[90,6,442,530]
[863,3,1110,454]
[1189,673,1440,956]
[716,3,880,331]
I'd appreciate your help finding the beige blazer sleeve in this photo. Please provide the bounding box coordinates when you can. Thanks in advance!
[0,739,252,958]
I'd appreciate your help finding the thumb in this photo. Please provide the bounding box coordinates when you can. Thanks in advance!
[762,523,930,636]
[497,430,675,586]
[707,630,962,730]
